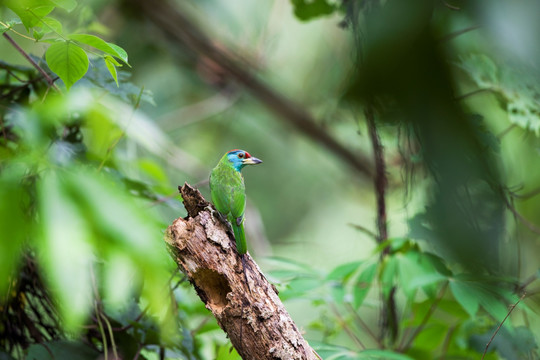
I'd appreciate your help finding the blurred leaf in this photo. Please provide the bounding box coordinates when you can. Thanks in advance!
[215,344,241,360]
[0,166,26,296]
[326,261,363,282]
[26,340,99,360]
[449,280,480,318]
[49,0,77,11]
[290,0,336,21]
[352,262,376,308]
[458,54,540,135]
[45,41,89,90]
[38,170,94,330]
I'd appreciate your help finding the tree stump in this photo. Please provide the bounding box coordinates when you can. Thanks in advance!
[164,183,320,360]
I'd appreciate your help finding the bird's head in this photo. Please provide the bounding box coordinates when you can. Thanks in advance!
[226,149,262,171]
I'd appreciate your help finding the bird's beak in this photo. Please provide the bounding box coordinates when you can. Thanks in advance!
[242,157,262,165]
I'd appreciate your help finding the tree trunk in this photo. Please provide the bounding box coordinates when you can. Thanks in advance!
[165,183,320,360]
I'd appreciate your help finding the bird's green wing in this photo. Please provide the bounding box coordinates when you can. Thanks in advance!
[210,162,247,254]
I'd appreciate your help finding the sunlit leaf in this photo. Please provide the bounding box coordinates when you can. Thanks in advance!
[46,41,89,90]
[69,34,128,65]
[5,0,55,30]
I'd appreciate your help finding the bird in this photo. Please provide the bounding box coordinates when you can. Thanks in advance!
[209,149,262,291]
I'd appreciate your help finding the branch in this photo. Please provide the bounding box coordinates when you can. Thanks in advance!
[129,0,374,179]
[2,33,59,92]
[165,183,320,360]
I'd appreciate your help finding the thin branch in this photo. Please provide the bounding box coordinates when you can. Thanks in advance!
[481,292,526,360]
[511,186,540,200]
[345,303,382,348]
[399,281,449,351]
[348,223,377,240]
[440,26,481,42]
[329,303,366,350]
[497,124,517,139]
[441,1,461,11]
[130,0,374,179]
[2,33,59,92]
[504,197,540,235]
[455,88,493,101]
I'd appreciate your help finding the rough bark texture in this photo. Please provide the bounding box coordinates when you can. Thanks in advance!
[165,183,320,360]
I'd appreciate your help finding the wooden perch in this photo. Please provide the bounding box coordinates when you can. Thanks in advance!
[165,183,320,360]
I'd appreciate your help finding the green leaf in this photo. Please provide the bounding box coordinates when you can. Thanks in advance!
[32,28,44,40]
[104,55,118,87]
[326,261,363,282]
[449,280,480,317]
[45,41,89,90]
[107,42,129,65]
[291,0,336,21]
[49,0,77,12]
[38,171,93,329]
[0,167,26,296]
[40,16,63,34]
[69,34,129,64]
[352,262,377,308]
[5,0,55,30]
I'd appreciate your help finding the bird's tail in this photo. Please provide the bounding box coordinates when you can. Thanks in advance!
[232,222,247,255]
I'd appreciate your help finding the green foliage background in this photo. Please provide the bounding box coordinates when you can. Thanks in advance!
[1,0,540,359]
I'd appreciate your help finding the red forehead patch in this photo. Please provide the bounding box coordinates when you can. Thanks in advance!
[227,149,251,158]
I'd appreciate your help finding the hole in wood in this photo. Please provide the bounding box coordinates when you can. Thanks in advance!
[193,268,231,309]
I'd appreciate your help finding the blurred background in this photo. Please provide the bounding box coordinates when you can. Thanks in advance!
[1,0,540,359]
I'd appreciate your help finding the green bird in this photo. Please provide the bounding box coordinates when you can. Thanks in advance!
[209,149,262,289]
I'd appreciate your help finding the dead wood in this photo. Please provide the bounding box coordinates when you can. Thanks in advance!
[165,183,320,360]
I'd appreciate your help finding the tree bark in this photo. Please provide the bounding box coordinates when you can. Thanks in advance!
[165,183,320,360]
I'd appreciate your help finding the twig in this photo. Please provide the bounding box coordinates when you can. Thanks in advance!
[440,25,481,42]
[2,33,59,92]
[399,281,448,351]
[441,1,461,11]
[454,88,493,101]
[481,292,526,360]
[345,303,382,347]
[348,223,377,239]
[504,196,540,235]
[329,303,366,350]
[497,124,517,139]
[511,186,540,200]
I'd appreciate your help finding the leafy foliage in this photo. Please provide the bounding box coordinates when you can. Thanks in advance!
[2,0,540,359]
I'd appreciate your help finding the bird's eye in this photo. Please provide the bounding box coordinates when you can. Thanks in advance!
[238,153,244,158]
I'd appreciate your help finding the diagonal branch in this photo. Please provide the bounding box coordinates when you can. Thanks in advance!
[129,0,374,179]
[165,183,321,360]
[2,33,60,92]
